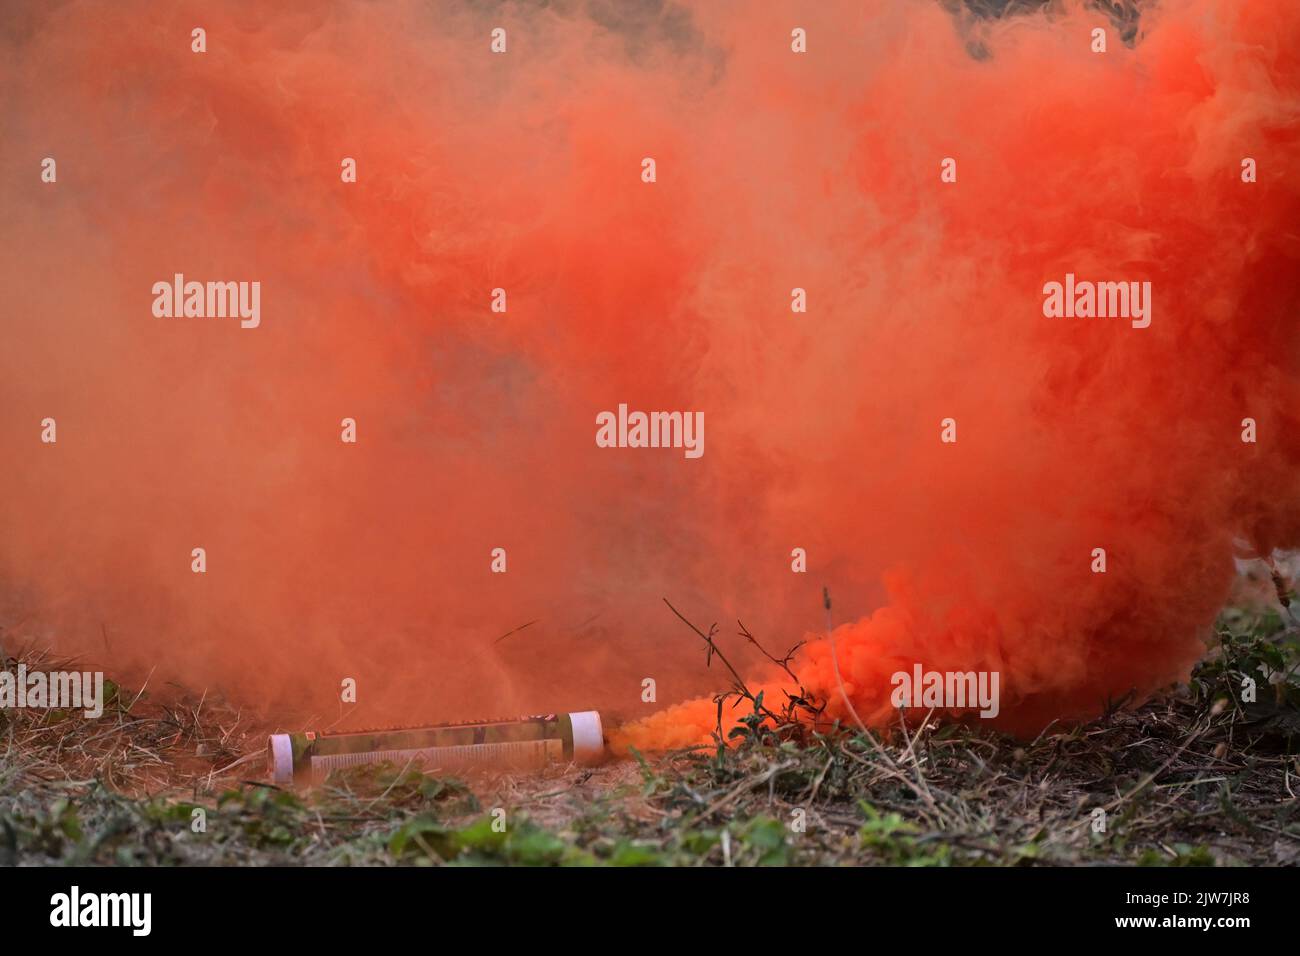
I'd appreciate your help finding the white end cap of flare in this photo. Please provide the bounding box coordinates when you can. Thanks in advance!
[569,711,605,764]
[268,733,294,785]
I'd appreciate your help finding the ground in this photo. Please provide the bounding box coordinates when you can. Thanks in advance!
[1,602,1297,867]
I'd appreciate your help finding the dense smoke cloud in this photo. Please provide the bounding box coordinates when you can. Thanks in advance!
[0,1,1296,743]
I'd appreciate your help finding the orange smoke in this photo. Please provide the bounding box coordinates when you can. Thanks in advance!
[615,0,1300,750]
[0,1,1297,741]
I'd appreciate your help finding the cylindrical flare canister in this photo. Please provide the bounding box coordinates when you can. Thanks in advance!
[267,711,604,785]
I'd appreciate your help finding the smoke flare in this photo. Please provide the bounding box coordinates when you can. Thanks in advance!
[1,1,1297,743]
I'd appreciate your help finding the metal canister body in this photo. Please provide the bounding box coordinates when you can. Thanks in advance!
[268,711,604,785]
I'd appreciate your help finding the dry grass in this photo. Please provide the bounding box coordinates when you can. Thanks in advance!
[1,599,1297,866]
